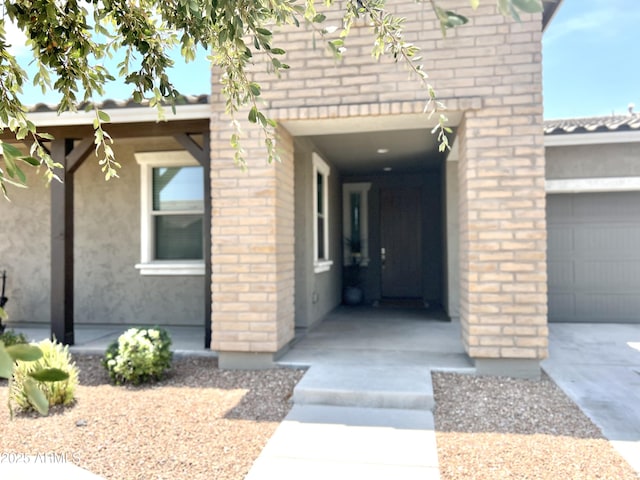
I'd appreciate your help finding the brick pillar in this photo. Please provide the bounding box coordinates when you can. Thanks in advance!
[457,104,548,378]
[209,89,295,368]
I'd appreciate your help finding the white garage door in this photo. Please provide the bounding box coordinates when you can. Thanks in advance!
[547,191,640,323]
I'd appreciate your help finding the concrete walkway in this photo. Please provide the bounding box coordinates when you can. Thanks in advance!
[246,307,473,480]
[543,323,640,475]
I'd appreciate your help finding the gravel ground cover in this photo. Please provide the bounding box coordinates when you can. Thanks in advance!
[2,356,638,480]
[433,371,639,480]
[1,355,304,480]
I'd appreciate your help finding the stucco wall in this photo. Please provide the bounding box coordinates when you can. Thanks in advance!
[1,137,204,326]
[444,160,460,320]
[546,143,640,179]
[294,138,342,328]
[0,167,51,324]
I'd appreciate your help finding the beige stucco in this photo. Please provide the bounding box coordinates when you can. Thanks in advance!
[546,142,640,179]
[294,138,343,328]
[1,137,204,327]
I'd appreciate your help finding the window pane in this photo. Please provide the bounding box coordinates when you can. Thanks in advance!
[153,166,204,211]
[317,172,323,214]
[155,215,203,260]
[317,216,325,259]
[350,192,361,253]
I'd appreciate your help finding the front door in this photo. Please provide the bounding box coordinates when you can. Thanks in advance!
[380,187,422,298]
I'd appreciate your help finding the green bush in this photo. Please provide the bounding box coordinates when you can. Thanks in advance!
[102,327,173,385]
[0,329,28,347]
[10,339,79,412]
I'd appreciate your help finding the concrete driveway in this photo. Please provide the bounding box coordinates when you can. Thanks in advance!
[543,323,640,474]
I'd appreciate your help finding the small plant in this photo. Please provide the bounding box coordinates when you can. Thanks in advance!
[0,329,28,347]
[10,339,79,413]
[0,340,70,417]
[103,327,173,385]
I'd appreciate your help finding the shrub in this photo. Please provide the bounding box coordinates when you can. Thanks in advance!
[103,327,173,385]
[10,339,79,412]
[0,329,28,347]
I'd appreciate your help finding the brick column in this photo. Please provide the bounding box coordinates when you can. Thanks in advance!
[458,105,548,378]
[209,89,295,368]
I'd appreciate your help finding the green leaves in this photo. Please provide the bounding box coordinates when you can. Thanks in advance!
[5,344,43,362]
[29,368,70,382]
[0,0,546,190]
[498,0,543,20]
[24,378,49,415]
[511,0,544,14]
[0,342,13,378]
[434,7,469,34]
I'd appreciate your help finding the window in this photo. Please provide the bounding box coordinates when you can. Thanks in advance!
[342,183,371,266]
[313,153,332,273]
[135,151,205,275]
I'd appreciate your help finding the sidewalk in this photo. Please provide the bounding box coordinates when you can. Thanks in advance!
[245,365,442,480]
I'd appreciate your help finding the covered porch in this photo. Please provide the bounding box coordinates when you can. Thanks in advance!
[9,305,472,369]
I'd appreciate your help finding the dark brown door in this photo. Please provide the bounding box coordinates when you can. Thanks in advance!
[380,187,422,298]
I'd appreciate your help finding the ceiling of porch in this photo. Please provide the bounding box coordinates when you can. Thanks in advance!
[281,111,460,176]
[306,128,444,175]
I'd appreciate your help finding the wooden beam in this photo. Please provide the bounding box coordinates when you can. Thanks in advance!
[50,139,75,345]
[174,133,206,166]
[202,131,212,349]
[66,137,95,174]
[174,132,212,348]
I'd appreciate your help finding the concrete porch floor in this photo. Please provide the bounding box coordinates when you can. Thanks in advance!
[279,306,474,370]
[5,305,472,367]
[3,323,211,355]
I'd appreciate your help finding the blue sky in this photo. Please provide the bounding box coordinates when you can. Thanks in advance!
[8,0,638,120]
[543,0,640,119]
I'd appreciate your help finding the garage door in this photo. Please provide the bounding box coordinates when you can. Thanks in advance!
[547,192,640,323]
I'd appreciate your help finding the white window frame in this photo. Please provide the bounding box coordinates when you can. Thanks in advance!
[313,152,333,273]
[343,182,371,267]
[134,151,205,276]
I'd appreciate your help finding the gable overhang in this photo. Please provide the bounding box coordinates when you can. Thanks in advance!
[542,0,563,31]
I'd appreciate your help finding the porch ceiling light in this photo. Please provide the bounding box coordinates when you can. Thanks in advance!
[377,148,389,154]
[383,167,392,172]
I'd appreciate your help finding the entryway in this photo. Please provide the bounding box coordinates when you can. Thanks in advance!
[279,306,472,369]
[380,187,423,299]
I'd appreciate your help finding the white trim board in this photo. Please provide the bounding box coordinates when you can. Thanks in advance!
[545,130,640,147]
[546,176,640,194]
[25,103,210,127]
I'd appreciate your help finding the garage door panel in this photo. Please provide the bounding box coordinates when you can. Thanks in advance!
[572,193,640,221]
[547,195,573,222]
[575,261,640,289]
[548,293,575,320]
[574,226,640,256]
[547,227,573,257]
[548,260,573,288]
[575,294,640,321]
[547,191,640,323]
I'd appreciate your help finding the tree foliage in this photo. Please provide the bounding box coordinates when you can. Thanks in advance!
[0,0,543,197]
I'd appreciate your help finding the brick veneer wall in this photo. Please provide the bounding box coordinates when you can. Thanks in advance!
[209,0,547,367]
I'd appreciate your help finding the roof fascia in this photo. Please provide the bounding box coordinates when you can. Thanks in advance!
[545,130,640,147]
[26,103,210,128]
